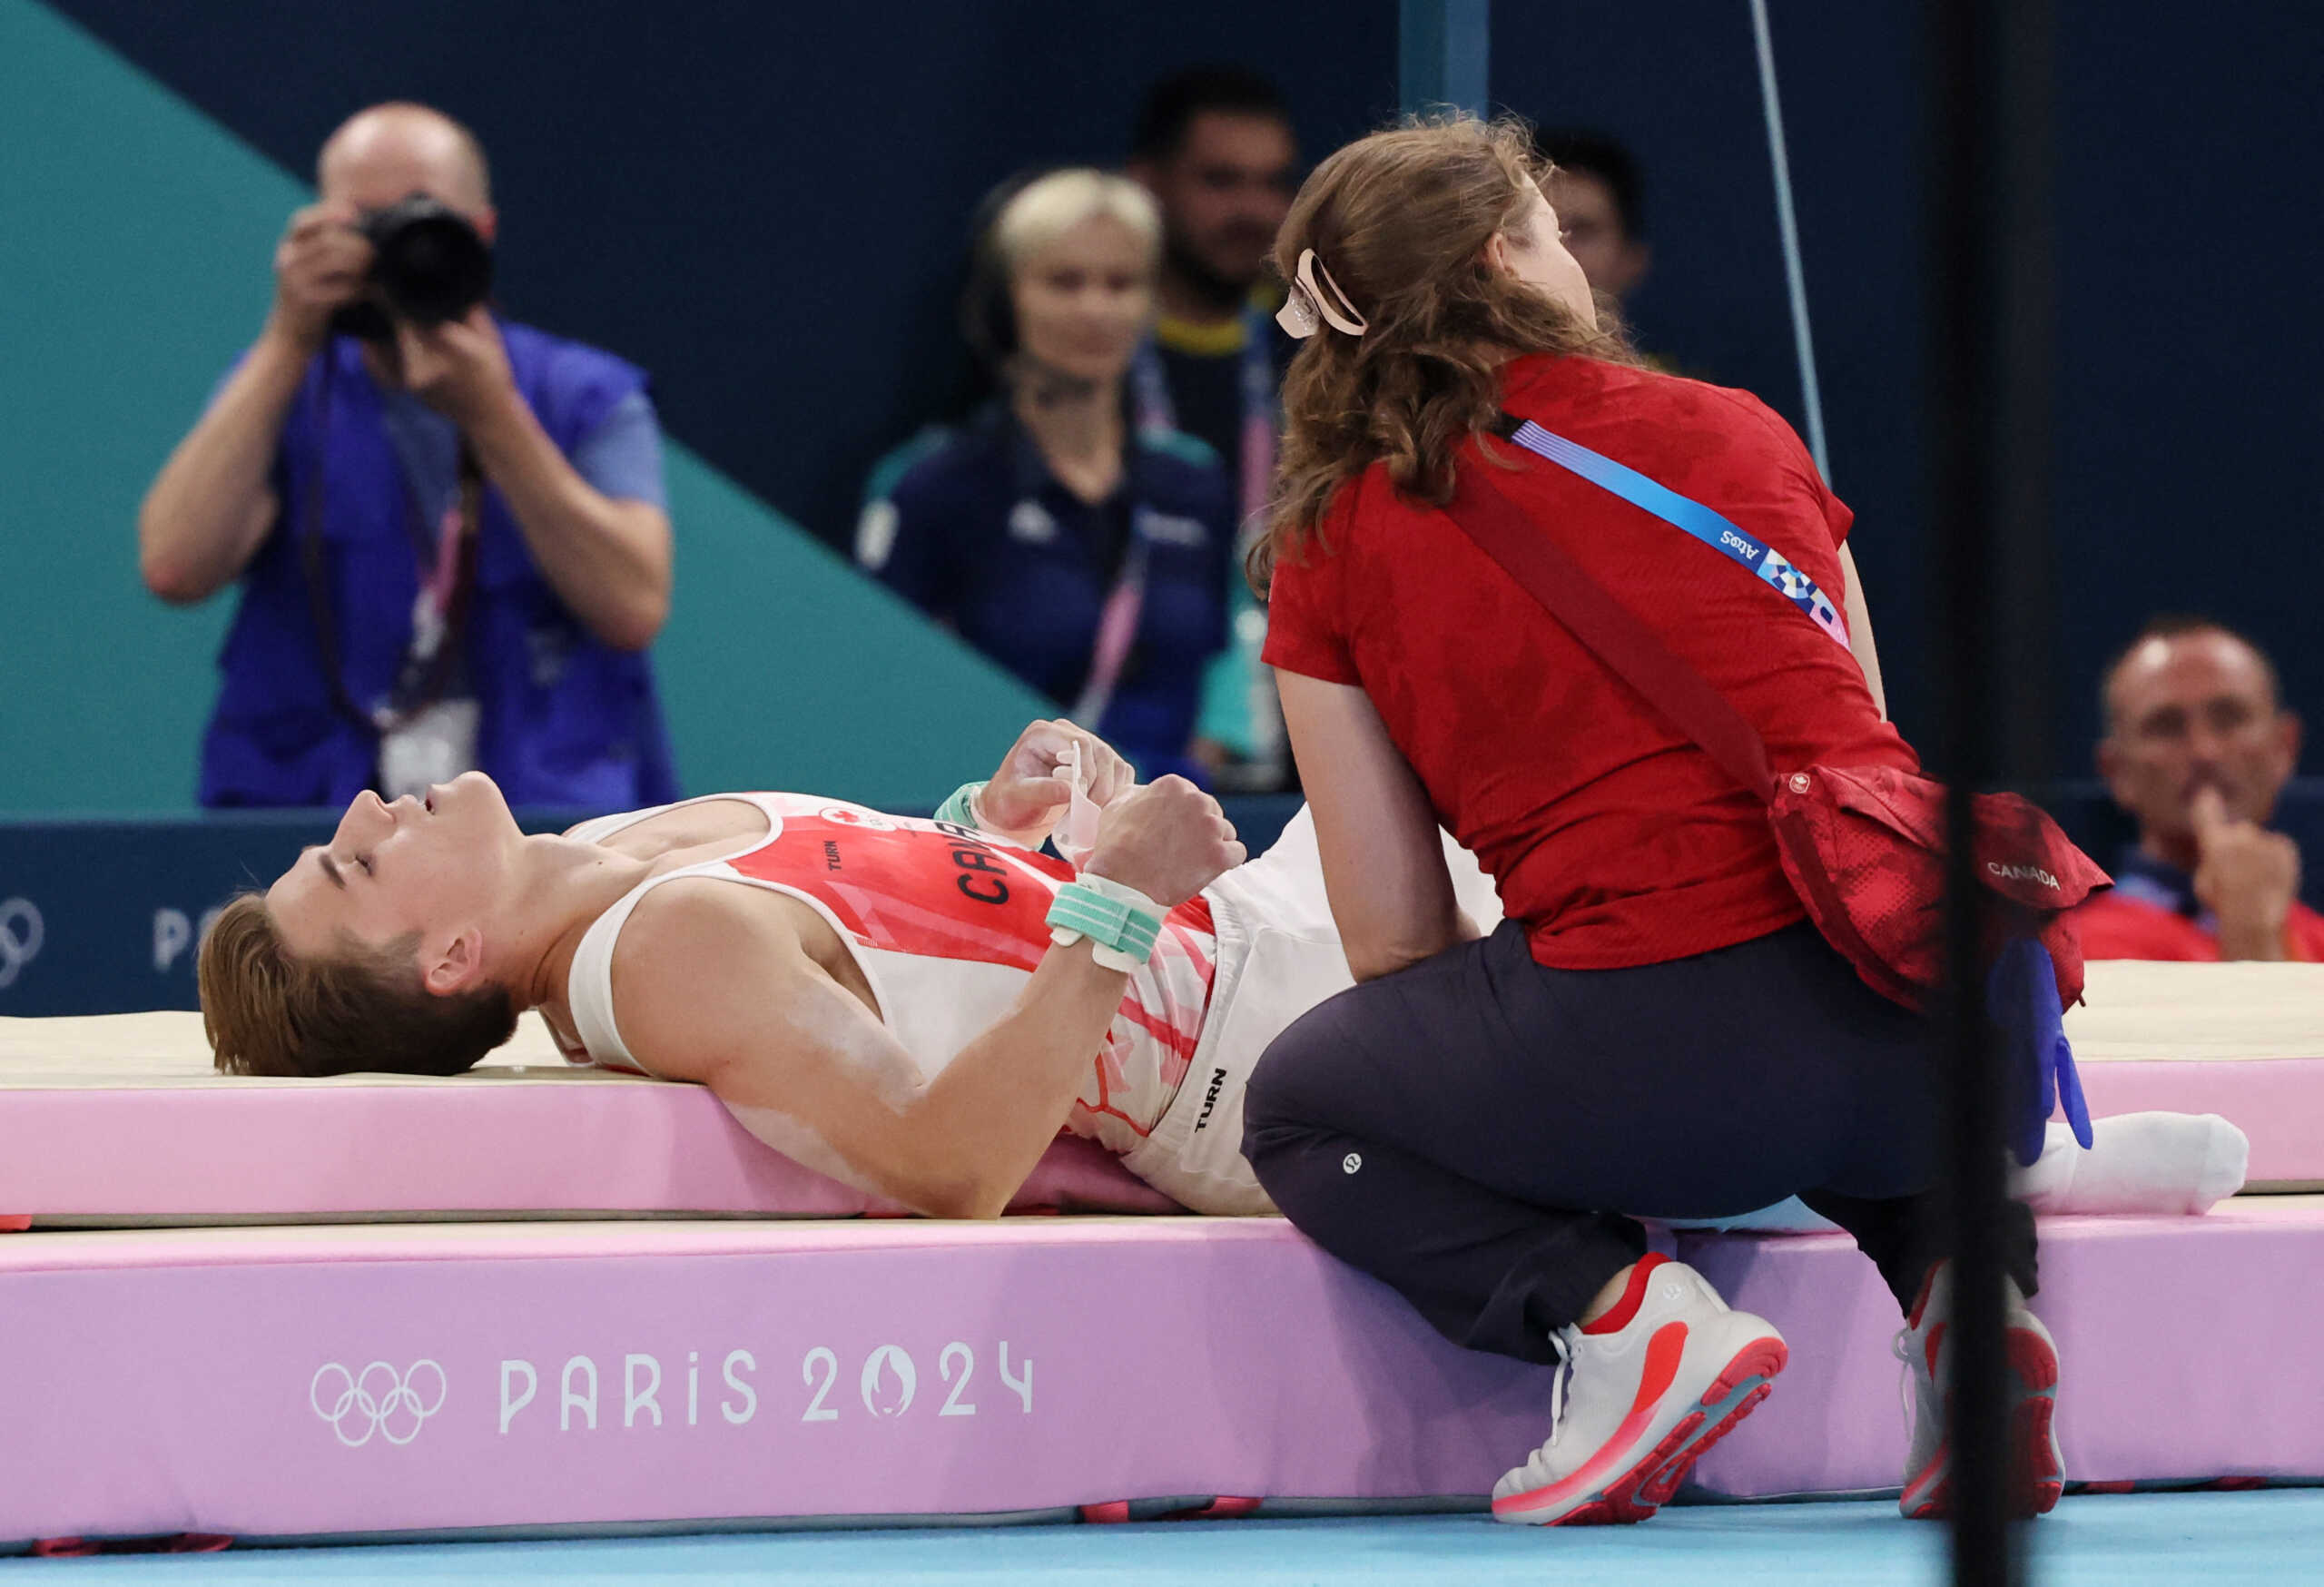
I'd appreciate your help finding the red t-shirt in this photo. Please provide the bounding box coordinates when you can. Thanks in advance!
[2074,893,2324,962]
[1263,353,1919,970]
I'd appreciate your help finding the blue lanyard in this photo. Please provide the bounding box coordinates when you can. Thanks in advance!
[1506,419,1852,650]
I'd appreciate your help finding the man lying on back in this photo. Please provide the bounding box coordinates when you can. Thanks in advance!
[200,719,1435,1216]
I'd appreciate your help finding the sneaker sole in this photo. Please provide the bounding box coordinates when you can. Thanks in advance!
[1901,1322,2063,1522]
[1492,1335,1788,1526]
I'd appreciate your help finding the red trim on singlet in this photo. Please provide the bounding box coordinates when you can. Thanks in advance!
[1117,998,1202,1065]
[703,804,1223,1144]
[1166,922,1216,982]
[724,811,1067,974]
[1074,1032,1156,1139]
[1162,901,1217,1003]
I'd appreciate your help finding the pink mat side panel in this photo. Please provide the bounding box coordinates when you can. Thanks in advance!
[0,1086,1179,1218]
[1679,1202,2324,1498]
[0,1220,1553,1543]
[5,1208,2320,1543]
[3,1052,2313,1227]
[2064,1059,2324,1184]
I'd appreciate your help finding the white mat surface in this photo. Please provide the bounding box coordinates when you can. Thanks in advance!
[6,959,2319,1082]
[2063,960,2324,1061]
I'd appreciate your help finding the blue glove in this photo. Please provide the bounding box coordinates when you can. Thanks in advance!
[1987,936,2093,1168]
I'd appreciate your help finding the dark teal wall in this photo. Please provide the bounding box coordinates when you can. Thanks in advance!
[12,0,2324,812]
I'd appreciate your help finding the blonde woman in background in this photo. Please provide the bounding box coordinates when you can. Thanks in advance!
[857,170,1235,784]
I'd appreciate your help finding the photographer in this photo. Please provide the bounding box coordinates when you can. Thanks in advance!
[139,103,676,810]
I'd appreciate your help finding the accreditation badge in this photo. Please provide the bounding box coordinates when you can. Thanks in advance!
[377,697,481,801]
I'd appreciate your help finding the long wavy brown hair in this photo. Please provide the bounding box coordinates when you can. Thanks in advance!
[1253,114,1638,592]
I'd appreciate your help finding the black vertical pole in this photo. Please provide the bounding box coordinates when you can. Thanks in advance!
[1929,0,2054,1583]
[1991,8,2061,801]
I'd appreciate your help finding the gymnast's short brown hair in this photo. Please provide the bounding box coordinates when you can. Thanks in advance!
[199,892,515,1078]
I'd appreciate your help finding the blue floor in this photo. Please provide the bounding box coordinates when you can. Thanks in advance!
[6,1493,2321,1585]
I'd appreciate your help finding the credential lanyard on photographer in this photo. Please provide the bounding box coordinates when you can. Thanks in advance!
[371,447,484,798]
[299,383,485,798]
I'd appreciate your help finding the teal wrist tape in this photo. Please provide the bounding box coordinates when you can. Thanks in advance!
[1048,887,1162,960]
[933,781,988,829]
[1046,880,1164,971]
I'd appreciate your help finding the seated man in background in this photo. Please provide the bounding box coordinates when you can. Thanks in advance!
[2080,616,2324,960]
[139,102,676,811]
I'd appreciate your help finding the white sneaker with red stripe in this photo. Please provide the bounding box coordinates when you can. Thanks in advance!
[1895,1260,2064,1521]
[1491,1254,1788,1525]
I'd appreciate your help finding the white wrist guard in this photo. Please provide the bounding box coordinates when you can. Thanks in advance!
[1046,874,1165,973]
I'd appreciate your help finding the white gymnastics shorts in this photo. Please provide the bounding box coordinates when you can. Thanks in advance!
[1120,809,1503,1215]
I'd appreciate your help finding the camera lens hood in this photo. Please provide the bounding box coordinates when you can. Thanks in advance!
[356,193,495,329]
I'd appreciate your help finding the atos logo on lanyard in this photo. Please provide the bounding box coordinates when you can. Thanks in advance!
[1510,419,1852,650]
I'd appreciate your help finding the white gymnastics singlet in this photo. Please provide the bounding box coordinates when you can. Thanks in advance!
[558,794,1262,1208]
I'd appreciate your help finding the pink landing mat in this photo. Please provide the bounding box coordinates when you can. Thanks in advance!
[5,1206,2320,1543]
[1679,1196,2324,1499]
[0,1012,1177,1225]
[2058,959,2324,1188]
[0,1217,1554,1543]
[0,1068,1181,1226]
[2067,1059,2324,1188]
[2,1013,2319,1229]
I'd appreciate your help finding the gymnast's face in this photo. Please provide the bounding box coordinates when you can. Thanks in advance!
[1488,182,1598,329]
[266,772,521,968]
[1009,214,1155,385]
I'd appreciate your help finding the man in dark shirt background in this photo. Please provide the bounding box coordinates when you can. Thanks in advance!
[1127,66,1297,498]
[1127,65,1300,787]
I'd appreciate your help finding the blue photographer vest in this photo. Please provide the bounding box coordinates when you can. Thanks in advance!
[198,322,679,810]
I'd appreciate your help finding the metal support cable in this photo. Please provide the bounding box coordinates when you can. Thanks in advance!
[1749,0,1831,482]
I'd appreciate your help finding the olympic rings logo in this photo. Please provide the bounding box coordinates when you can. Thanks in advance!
[0,899,43,991]
[310,1360,447,1447]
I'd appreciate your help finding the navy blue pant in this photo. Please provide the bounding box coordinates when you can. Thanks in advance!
[1243,921,2038,1365]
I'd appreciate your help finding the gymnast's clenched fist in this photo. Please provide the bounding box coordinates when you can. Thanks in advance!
[1083,776,1246,908]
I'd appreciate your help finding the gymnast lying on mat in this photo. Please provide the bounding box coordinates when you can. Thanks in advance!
[203,719,1367,1214]
[199,716,2238,1221]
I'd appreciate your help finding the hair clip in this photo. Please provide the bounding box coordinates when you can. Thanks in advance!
[1276,289,1321,339]
[1275,248,1369,340]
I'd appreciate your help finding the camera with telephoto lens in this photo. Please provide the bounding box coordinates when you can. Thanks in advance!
[327,192,494,341]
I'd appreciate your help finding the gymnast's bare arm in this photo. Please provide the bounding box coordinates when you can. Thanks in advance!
[1275,670,1472,983]
[607,776,1245,1219]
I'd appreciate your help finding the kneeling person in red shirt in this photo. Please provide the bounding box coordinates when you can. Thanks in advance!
[2082,617,2324,961]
